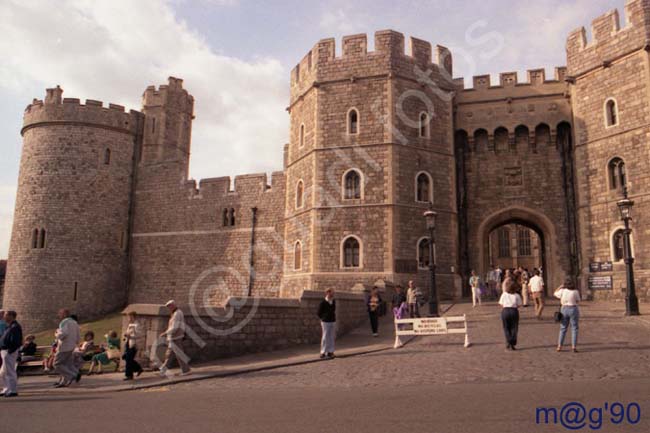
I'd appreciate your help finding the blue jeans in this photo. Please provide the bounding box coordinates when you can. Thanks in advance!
[558,306,580,347]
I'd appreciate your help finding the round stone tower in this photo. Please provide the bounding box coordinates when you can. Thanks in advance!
[3,86,143,331]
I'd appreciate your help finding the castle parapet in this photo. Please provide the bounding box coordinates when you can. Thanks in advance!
[23,86,142,136]
[290,30,455,105]
[142,76,194,114]
[566,0,650,77]
[455,68,567,103]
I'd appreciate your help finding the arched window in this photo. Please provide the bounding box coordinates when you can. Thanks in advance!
[299,124,305,147]
[342,236,361,268]
[608,157,626,190]
[605,99,618,127]
[348,109,359,135]
[343,169,362,200]
[535,124,551,150]
[294,241,302,270]
[494,127,509,153]
[104,148,111,165]
[498,228,510,258]
[229,208,236,226]
[473,129,488,152]
[296,180,304,209]
[419,112,429,138]
[612,229,625,262]
[417,237,431,269]
[514,125,529,152]
[38,229,47,249]
[222,209,229,226]
[31,228,39,249]
[415,172,432,203]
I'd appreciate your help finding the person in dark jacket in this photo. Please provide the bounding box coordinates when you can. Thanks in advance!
[317,289,336,359]
[366,287,383,337]
[0,310,23,397]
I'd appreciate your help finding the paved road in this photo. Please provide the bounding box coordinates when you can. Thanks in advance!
[2,302,649,433]
[1,378,649,433]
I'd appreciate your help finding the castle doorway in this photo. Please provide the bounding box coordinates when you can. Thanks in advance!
[486,220,546,295]
[475,206,562,297]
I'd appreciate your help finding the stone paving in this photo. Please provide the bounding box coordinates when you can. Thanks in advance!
[183,300,650,390]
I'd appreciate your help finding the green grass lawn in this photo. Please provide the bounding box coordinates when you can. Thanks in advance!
[31,313,123,347]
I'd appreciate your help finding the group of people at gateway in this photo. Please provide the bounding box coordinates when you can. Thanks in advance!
[0,300,190,397]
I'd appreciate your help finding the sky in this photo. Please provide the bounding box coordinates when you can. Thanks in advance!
[0,0,627,258]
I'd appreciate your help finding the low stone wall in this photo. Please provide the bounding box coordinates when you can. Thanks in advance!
[121,290,367,368]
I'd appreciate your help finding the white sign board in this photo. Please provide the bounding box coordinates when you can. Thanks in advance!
[394,315,469,347]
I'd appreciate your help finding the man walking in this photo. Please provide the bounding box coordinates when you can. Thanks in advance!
[159,300,191,377]
[529,269,545,319]
[54,309,81,388]
[0,311,23,397]
[317,289,336,359]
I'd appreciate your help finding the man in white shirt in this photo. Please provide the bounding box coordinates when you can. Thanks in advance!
[529,269,545,319]
[159,300,191,377]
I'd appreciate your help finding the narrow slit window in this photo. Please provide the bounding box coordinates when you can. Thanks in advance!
[419,113,429,137]
[38,229,47,249]
[348,109,359,134]
[73,282,78,301]
[605,99,618,127]
[31,228,39,249]
[229,208,236,226]
[104,148,111,165]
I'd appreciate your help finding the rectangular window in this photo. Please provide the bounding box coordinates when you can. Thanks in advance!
[498,229,510,258]
[518,229,532,256]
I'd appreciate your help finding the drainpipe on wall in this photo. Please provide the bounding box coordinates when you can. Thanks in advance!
[247,207,258,297]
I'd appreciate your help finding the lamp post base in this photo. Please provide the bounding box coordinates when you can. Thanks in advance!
[428,300,439,317]
[625,295,640,316]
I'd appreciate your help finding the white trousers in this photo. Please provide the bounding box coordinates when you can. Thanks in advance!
[0,350,18,394]
[320,321,336,354]
[471,286,482,306]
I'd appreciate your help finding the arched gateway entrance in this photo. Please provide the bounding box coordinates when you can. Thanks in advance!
[475,206,565,295]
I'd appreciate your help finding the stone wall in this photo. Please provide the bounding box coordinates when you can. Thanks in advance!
[568,0,650,300]
[121,290,367,368]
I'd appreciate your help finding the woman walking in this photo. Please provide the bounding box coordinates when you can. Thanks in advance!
[392,285,408,349]
[555,278,581,352]
[123,312,143,380]
[367,287,382,337]
[498,280,522,350]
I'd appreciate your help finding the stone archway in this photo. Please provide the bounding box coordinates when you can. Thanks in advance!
[476,205,565,293]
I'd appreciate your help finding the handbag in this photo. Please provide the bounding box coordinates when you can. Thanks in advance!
[554,307,563,323]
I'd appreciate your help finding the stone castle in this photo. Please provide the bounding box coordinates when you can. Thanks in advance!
[3,0,650,332]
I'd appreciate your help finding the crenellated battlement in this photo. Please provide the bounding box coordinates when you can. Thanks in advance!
[142,76,194,113]
[22,85,142,136]
[290,30,454,104]
[187,172,285,200]
[455,67,567,92]
[566,0,650,77]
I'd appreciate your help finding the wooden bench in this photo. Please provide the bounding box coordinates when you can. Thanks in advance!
[18,346,121,374]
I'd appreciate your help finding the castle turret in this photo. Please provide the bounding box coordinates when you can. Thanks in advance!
[3,87,143,331]
[139,77,194,180]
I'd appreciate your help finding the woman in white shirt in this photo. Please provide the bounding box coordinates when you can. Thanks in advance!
[498,280,523,350]
[554,278,581,352]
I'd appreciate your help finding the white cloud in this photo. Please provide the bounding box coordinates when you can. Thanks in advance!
[0,0,289,256]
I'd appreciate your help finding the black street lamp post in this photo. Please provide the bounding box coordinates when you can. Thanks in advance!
[617,186,639,316]
[424,206,439,317]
